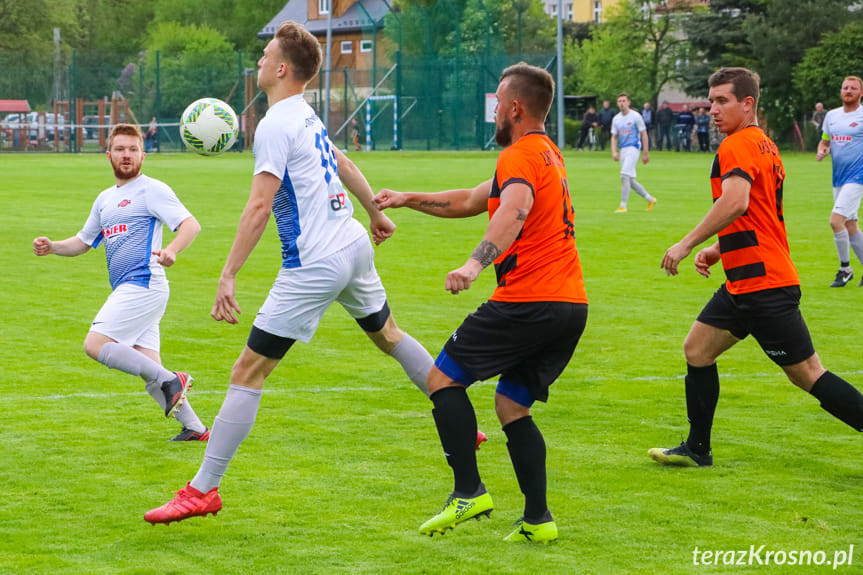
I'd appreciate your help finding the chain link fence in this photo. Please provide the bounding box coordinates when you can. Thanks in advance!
[1,47,565,153]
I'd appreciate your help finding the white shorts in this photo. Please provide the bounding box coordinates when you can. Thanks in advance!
[832,183,863,221]
[90,283,169,352]
[619,146,640,178]
[253,236,387,343]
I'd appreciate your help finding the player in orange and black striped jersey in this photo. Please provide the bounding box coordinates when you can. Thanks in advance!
[652,67,863,468]
[374,63,586,543]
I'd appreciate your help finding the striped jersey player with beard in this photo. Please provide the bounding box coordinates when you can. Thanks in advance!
[32,123,207,442]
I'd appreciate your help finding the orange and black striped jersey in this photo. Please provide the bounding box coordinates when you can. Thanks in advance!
[711,126,799,295]
[488,132,587,304]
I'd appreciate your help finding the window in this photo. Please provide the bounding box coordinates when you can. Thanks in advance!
[593,1,602,22]
[550,3,557,15]
[565,3,573,19]
[319,0,328,15]
[360,40,372,53]
[341,40,353,54]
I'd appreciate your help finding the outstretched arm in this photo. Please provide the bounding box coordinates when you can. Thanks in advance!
[333,147,394,245]
[661,175,750,276]
[152,216,201,267]
[211,172,279,324]
[33,236,90,257]
[374,179,492,219]
[445,182,533,294]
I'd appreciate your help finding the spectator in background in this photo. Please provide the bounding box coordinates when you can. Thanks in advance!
[577,105,599,151]
[144,117,158,152]
[811,102,826,149]
[350,117,361,152]
[657,101,674,151]
[642,102,654,150]
[598,100,615,151]
[695,107,711,152]
[676,104,695,152]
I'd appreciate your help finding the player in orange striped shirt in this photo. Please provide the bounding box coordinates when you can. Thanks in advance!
[651,67,863,468]
[375,63,586,543]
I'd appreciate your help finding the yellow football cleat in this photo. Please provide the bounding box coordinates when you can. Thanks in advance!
[419,489,494,536]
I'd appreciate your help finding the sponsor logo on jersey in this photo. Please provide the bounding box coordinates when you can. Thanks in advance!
[850,122,858,128]
[832,135,852,143]
[118,199,132,207]
[102,224,128,238]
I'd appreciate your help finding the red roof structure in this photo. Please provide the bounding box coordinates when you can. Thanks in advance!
[0,100,30,113]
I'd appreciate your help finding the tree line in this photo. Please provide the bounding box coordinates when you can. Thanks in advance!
[1,0,861,142]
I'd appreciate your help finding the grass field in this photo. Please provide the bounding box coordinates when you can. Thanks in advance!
[2,148,861,574]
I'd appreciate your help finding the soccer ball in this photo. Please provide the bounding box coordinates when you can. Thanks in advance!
[179,98,239,156]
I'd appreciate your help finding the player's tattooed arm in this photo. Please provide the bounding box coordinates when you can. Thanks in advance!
[419,199,451,209]
[470,239,502,268]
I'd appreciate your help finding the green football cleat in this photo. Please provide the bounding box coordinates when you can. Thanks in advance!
[648,442,713,467]
[503,517,558,543]
[419,489,494,536]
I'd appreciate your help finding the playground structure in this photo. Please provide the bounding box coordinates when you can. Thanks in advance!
[0,95,135,152]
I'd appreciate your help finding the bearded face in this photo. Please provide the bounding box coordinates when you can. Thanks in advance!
[495,113,513,148]
[107,135,144,180]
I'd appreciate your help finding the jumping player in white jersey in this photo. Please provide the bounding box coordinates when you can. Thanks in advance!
[33,123,207,442]
[143,20,481,524]
[611,93,656,213]
[816,75,863,287]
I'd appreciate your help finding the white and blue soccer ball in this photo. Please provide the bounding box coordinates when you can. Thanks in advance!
[179,98,239,156]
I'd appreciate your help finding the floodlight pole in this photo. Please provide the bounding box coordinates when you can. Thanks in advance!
[556,0,564,150]
[324,0,333,130]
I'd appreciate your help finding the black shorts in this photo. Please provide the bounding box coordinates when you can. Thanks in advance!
[435,300,588,405]
[696,284,814,366]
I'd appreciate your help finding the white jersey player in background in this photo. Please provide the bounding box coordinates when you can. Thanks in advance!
[144,20,474,524]
[33,123,207,441]
[611,92,656,213]
[816,75,863,287]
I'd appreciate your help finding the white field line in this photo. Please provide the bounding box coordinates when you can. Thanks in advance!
[6,370,863,402]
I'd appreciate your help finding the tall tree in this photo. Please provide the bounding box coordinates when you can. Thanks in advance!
[566,0,696,107]
[794,22,863,110]
[744,0,860,134]
[681,0,766,96]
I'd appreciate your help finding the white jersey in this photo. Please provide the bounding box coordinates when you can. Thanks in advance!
[254,94,367,268]
[823,105,863,187]
[77,174,192,291]
[611,110,646,150]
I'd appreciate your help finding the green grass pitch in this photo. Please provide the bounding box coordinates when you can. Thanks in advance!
[1,148,861,574]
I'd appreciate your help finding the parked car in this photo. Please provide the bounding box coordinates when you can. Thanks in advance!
[82,115,111,140]
[1,112,38,138]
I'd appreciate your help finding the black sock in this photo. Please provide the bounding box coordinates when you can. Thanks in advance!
[503,415,551,523]
[685,363,719,455]
[810,371,863,431]
[430,386,481,497]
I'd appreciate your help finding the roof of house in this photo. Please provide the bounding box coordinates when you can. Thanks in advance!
[0,100,31,113]
[258,0,390,39]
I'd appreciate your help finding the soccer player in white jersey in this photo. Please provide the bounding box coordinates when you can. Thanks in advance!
[32,124,208,441]
[611,92,656,213]
[144,20,474,524]
[816,75,863,287]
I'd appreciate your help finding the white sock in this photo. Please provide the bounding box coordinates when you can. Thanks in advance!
[97,342,173,383]
[834,229,851,265]
[190,385,262,493]
[631,179,653,202]
[620,175,632,206]
[849,230,863,265]
[389,334,433,395]
[174,400,207,433]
